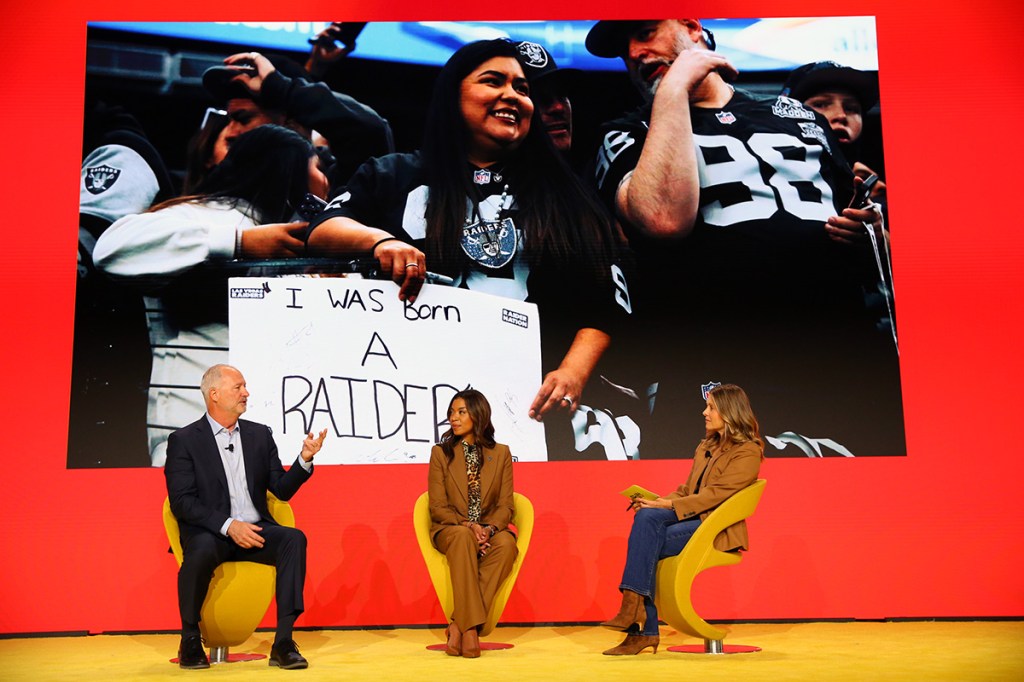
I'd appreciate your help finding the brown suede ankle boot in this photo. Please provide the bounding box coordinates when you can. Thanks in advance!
[603,634,660,655]
[600,590,646,631]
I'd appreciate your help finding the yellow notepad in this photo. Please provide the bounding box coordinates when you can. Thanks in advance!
[620,485,658,501]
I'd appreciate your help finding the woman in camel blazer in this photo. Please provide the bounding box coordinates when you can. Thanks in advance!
[601,383,764,656]
[428,389,517,658]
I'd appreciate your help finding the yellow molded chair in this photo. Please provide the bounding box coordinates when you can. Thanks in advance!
[654,478,767,654]
[163,493,295,664]
[413,491,534,650]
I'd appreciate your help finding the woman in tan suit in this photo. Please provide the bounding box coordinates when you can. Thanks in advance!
[428,389,517,658]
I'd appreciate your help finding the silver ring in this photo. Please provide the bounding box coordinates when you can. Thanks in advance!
[405,263,419,268]
[561,395,573,405]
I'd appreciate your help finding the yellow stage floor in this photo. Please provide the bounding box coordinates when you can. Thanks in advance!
[1,621,1021,681]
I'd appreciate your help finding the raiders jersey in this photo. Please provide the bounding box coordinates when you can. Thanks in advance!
[594,90,863,314]
[313,152,531,296]
[309,152,630,354]
[590,90,904,458]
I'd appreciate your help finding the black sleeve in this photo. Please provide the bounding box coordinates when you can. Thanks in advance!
[260,71,394,185]
[591,124,647,215]
[262,423,312,502]
[306,154,416,244]
[530,249,634,340]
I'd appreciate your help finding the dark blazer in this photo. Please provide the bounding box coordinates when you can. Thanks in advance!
[165,416,312,544]
[427,442,514,541]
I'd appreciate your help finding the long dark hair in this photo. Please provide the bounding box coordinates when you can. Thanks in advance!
[706,384,764,456]
[439,389,497,460]
[421,39,619,278]
[153,124,315,223]
[181,112,229,195]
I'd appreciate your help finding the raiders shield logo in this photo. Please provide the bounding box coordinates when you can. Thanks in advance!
[461,217,517,269]
[84,164,120,194]
[516,41,549,69]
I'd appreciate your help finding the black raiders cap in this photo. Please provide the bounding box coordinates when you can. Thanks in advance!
[513,40,580,88]
[780,61,879,111]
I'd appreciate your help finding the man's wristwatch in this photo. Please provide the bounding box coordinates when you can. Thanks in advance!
[486,524,497,537]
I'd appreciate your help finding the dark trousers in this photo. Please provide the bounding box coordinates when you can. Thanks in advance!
[178,522,307,636]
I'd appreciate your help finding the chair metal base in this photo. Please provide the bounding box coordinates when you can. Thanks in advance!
[426,642,515,652]
[667,639,761,654]
[170,649,266,665]
[209,646,266,663]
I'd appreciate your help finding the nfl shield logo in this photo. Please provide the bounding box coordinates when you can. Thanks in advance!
[473,169,491,185]
[84,165,120,194]
[716,111,736,125]
[461,218,518,269]
[700,381,722,400]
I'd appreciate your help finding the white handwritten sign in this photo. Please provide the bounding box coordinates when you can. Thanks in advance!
[228,276,547,464]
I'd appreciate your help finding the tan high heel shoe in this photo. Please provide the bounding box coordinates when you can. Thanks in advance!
[461,627,481,658]
[444,623,461,657]
[600,590,646,631]
[602,634,660,655]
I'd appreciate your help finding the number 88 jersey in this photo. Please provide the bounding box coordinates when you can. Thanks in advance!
[594,90,859,309]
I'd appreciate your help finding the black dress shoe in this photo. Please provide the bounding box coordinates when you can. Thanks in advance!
[270,639,308,670]
[178,634,210,669]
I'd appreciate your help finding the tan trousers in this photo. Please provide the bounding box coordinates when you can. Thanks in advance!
[433,526,518,632]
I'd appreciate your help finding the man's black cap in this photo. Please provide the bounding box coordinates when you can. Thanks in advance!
[584,20,645,59]
[513,41,580,89]
[780,61,879,111]
[585,20,716,58]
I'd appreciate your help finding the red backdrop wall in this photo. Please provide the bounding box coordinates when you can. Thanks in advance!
[2,0,1023,634]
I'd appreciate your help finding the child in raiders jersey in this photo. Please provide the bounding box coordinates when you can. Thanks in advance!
[585,19,904,458]
[95,126,329,465]
[307,39,631,455]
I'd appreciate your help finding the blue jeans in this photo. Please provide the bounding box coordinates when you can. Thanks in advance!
[619,507,701,636]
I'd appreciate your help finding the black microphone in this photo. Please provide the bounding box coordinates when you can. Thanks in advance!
[226,443,234,452]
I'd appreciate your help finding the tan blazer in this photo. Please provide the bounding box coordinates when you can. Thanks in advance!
[428,442,515,540]
[665,438,762,552]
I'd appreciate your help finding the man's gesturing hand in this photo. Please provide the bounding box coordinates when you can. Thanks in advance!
[300,428,328,462]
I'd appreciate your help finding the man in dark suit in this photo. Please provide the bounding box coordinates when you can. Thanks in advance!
[165,363,326,669]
